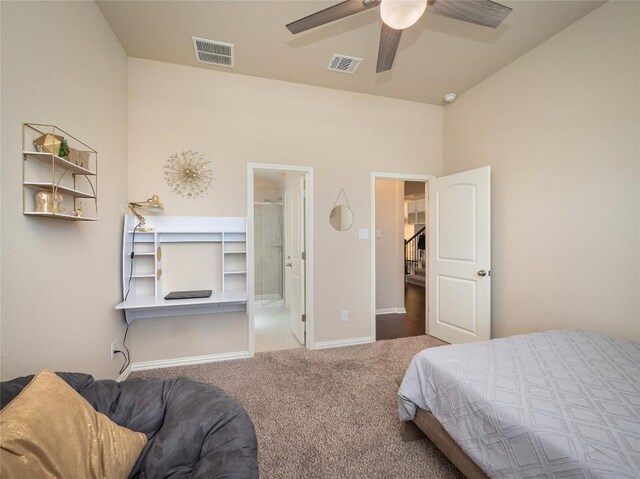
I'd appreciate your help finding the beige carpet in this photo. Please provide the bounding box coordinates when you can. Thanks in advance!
[131,336,464,479]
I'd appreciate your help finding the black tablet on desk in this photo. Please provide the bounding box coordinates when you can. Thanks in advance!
[164,290,212,300]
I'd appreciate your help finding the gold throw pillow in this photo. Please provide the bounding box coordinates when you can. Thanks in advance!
[0,370,147,479]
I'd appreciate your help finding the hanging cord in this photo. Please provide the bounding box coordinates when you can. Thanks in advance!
[332,188,352,210]
[116,323,131,375]
[124,222,141,301]
[116,221,141,375]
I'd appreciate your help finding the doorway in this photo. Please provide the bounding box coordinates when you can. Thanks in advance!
[371,167,492,345]
[372,176,431,340]
[247,164,314,355]
[375,178,427,340]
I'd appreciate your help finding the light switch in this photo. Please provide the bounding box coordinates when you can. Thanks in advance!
[358,228,369,240]
[375,229,382,239]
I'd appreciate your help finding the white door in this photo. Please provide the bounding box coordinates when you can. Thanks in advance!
[284,174,306,344]
[428,166,491,343]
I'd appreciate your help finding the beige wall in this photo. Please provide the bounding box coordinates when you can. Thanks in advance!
[0,1,129,379]
[443,2,640,341]
[375,180,405,313]
[128,58,443,359]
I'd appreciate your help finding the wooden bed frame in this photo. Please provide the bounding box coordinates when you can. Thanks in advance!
[396,374,488,479]
[401,408,488,479]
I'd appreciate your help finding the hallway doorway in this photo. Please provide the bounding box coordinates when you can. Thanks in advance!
[371,173,432,341]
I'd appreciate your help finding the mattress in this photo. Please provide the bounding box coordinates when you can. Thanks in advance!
[398,330,640,478]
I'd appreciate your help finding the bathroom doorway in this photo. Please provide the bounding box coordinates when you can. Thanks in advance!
[248,164,314,354]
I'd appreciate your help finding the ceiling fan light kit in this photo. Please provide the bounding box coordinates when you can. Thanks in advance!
[286,0,512,73]
[380,0,427,30]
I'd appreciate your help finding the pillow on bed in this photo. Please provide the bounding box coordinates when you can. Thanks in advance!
[0,370,147,479]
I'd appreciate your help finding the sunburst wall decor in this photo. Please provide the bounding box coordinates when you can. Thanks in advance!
[164,150,215,198]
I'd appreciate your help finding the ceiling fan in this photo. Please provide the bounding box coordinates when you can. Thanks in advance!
[286,0,512,73]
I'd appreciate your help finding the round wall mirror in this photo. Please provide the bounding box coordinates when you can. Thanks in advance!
[330,205,354,231]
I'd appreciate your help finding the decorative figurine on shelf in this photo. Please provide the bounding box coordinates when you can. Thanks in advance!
[33,134,63,155]
[67,148,90,168]
[71,202,85,217]
[35,192,64,213]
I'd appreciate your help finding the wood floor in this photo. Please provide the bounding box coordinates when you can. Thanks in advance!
[376,282,426,341]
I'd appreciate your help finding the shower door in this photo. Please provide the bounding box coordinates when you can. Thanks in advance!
[254,201,283,305]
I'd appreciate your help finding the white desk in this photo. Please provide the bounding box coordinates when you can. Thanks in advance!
[116,215,247,323]
[116,291,247,323]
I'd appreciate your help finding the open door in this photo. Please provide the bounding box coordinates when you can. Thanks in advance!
[428,166,491,343]
[284,174,306,344]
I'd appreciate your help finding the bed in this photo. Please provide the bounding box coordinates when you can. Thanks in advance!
[398,330,640,478]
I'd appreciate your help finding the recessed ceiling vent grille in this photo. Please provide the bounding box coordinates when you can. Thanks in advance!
[327,54,363,74]
[193,37,234,67]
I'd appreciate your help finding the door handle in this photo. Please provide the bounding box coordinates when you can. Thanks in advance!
[286,262,292,267]
[477,270,487,277]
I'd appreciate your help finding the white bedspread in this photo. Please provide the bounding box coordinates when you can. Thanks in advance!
[398,330,640,478]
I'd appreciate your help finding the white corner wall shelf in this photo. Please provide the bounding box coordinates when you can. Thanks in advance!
[115,215,247,324]
[22,123,98,221]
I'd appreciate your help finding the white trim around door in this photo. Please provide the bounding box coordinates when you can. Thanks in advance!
[247,163,314,356]
[370,172,435,341]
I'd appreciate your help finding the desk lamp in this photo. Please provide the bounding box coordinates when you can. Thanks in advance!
[128,195,164,232]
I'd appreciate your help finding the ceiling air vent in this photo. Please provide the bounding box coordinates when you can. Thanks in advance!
[327,54,363,74]
[192,37,234,68]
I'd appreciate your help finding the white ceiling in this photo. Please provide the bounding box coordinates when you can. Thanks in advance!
[97,0,605,105]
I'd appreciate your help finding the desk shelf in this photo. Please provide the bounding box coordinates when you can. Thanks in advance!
[117,215,247,323]
[116,291,247,323]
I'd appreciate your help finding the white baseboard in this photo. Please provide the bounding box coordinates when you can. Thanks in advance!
[129,351,250,372]
[311,336,374,350]
[376,308,407,315]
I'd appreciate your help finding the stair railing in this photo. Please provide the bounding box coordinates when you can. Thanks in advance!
[404,227,425,275]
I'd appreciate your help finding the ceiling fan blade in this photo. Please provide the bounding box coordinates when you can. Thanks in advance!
[376,24,403,73]
[428,0,512,29]
[286,0,380,35]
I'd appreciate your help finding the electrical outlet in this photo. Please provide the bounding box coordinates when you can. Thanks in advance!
[341,310,349,322]
[110,341,117,360]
